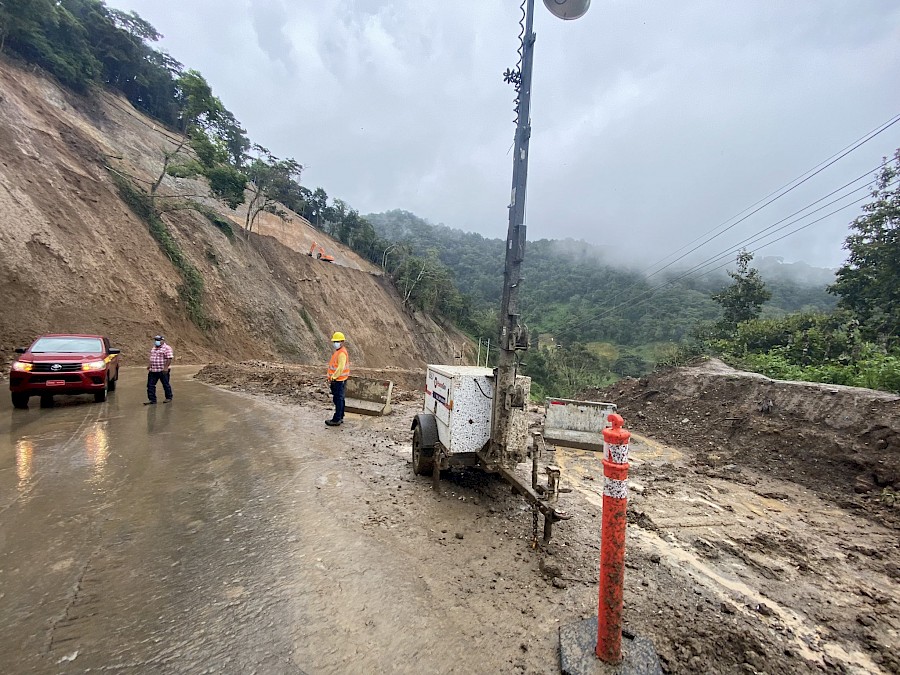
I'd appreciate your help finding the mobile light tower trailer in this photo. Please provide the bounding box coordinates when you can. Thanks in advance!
[410,0,591,544]
[411,364,569,543]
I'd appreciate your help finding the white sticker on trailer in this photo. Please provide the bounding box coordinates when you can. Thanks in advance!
[426,370,452,410]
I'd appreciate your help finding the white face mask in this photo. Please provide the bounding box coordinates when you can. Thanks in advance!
[154,340,162,347]
[333,342,342,350]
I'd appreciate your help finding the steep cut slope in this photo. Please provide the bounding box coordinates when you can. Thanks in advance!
[0,56,468,368]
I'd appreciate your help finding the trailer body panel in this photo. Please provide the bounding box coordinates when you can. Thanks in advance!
[425,365,494,455]
[424,365,531,462]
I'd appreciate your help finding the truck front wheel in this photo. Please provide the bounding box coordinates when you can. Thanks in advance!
[94,378,108,403]
[412,426,435,476]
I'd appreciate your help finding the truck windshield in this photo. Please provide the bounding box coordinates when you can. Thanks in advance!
[31,338,104,353]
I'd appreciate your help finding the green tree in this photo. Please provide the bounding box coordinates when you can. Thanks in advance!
[148,70,251,216]
[243,145,302,235]
[1,0,100,91]
[310,188,329,227]
[829,149,900,346]
[711,250,771,332]
[149,70,217,212]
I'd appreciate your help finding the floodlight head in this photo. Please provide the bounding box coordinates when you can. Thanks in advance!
[543,0,591,20]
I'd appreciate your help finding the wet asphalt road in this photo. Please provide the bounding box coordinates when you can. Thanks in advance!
[0,364,510,675]
[0,365,480,675]
[1,367,531,674]
[1,367,315,673]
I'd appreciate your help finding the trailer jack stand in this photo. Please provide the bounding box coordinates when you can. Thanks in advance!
[432,449,443,493]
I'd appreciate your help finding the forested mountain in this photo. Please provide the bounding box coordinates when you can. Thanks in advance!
[365,209,837,347]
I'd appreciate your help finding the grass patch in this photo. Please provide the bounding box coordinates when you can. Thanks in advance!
[191,202,235,240]
[109,170,212,330]
[300,307,315,333]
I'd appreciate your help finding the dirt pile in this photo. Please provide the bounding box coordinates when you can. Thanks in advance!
[0,55,469,370]
[198,360,425,403]
[588,358,900,518]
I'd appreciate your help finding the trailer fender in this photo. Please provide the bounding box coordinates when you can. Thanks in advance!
[411,412,439,449]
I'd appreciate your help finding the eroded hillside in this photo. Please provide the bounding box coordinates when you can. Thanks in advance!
[0,57,468,367]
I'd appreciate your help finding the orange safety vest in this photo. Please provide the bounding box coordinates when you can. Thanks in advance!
[327,346,350,381]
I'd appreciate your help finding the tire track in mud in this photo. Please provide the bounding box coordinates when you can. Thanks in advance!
[555,445,894,675]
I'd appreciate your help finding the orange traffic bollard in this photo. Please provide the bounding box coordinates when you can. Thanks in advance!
[558,411,660,674]
[596,413,631,663]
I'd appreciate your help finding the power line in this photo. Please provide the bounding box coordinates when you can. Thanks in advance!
[683,174,882,277]
[578,198,864,327]
[583,114,900,328]
[641,112,900,279]
[568,179,900,329]
[694,178,900,281]
[560,174,898,332]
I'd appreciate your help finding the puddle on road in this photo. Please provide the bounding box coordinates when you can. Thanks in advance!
[629,432,684,463]
[13,420,111,489]
[555,433,683,474]
[15,438,34,486]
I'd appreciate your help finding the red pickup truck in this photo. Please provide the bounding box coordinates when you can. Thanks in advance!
[9,334,121,408]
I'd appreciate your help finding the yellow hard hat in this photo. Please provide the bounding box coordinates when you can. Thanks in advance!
[331,332,345,342]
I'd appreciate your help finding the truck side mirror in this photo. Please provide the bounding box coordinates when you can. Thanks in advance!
[108,348,121,354]
[14,348,26,354]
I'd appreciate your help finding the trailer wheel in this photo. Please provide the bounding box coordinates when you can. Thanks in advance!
[412,425,435,476]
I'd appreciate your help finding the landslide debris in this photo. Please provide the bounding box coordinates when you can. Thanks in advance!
[587,358,900,526]
[0,56,468,370]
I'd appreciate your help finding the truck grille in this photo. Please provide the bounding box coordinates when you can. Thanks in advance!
[31,363,82,372]
[31,374,84,383]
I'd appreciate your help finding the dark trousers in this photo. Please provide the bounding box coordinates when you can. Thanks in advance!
[147,370,173,403]
[330,379,346,421]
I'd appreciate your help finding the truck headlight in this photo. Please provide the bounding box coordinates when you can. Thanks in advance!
[82,360,106,371]
[12,361,33,372]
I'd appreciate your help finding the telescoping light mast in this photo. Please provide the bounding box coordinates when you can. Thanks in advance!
[488,0,591,468]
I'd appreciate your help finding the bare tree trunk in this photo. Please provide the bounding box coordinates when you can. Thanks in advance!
[244,185,264,236]
[403,261,428,307]
[381,244,397,274]
[150,135,188,220]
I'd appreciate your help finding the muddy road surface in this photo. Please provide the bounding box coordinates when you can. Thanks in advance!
[1,367,516,673]
[2,365,898,674]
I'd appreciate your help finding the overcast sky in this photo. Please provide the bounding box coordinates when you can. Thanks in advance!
[106,0,900,270]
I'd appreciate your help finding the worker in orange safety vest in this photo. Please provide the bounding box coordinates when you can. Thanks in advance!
[325,332,350,426]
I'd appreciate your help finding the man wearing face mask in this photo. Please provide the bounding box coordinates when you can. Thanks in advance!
[325,332,350,426]
[144,335,174,405]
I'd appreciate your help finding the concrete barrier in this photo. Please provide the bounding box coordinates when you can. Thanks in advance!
[543,398,617,451]
[345,377,394,416]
